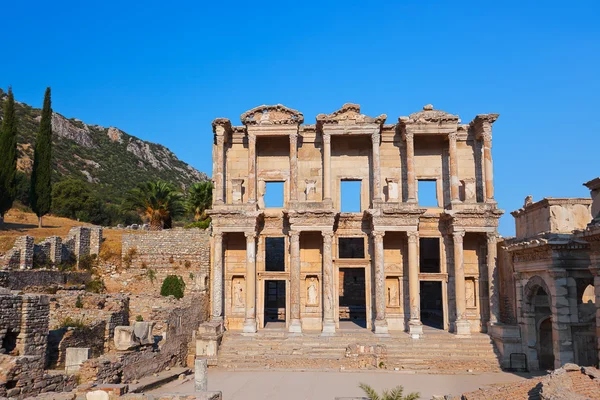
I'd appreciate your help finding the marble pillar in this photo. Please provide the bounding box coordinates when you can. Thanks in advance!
[243,232,257,333]
[453,230,470,336]
[405,131,416,203]
[323,132,331,201]
[482,131,495,202]
[371,131,382,203]
[248,133,257,204]
[322,231,335,334]
[212,232,223,321]
[448,131,460,202]
[289,231,302,333]
[214,135,225,204]
[487,232,500,325]
[407,231,422,338]
[373,231,388,334]
[289,132,298,202]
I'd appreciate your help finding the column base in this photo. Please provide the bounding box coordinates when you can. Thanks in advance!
[374,320,389,336]
[288,319,302,334]
[455,319,471,337]
[408,319,423,339]
[242,318,257,334]
[321,320,336,336]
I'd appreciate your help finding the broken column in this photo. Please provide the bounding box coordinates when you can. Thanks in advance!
[195,357,208,392]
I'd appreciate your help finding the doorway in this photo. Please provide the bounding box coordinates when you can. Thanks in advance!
[420,281,443,329]
[538,317,554,370]
[339,267,366,328]
[264,280,286,329]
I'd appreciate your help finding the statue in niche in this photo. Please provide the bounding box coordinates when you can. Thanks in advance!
[305,180,317,201]
[387,282,399,306]
[307,277,318,305]
[466,279,475,308]
[233,279,244,308]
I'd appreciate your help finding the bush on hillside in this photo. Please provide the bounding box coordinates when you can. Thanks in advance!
[160,275,185,299]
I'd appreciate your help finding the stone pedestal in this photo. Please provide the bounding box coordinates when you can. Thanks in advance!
[196,321,224,366]
[408,320,423,339]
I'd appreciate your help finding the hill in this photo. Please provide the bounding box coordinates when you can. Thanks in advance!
[0,88,208,204]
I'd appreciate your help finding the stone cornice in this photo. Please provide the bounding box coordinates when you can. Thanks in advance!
[240,104,304,126]
[211,118,232,134]
[316,103,386,126]
[511,197,593,218]
[584,177,600,191]
[398,104,460,125]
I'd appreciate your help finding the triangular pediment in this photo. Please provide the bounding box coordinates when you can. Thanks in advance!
[403,104,459,124]
[316,103,386,125]
[240,104,304,125]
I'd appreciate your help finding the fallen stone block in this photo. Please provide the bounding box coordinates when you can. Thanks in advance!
[66,347,91,374]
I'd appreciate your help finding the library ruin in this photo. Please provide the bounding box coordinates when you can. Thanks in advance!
[207,103,503,337]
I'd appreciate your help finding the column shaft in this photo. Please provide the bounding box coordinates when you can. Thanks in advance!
[449,131,460,202]
[373,231,387,334]
[482,132,494,201]
[289,231,302,333]
[371,132,382,203]
[323,132,331,201]
[215,135,225,204]
[322,231,335,334]
[212,232,223,320]
[407,231,422,338]
[248,133,257,203]
[453,230,470,335]
[487,233,500,325]
[405,132,416,203]
[289,132,298,202]
[243,232,257,333]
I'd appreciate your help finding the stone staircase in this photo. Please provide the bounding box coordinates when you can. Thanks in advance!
[216,327,502,373]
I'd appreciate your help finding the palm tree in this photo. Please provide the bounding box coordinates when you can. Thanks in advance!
[359,383,420,400]
[186,181,212,221]
[124,180,184,230]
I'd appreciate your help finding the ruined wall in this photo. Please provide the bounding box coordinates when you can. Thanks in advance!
[513,199,593,239]
[79,292,209,384]
[47,321,106,369]
[0,270,90,291]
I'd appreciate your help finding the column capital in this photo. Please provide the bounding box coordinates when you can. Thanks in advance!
[407,231,419,243]
[289,230,300,238]
[371,230,385,239]
[322,132,331,145]
[486,232,498,244]
[453,230,465,243]
[321,231,334,239]
[216,134,225,145]
[290,131,298,144]
[244,231,256,239]
[371,131,381,145]
[247,132,256,142]
[448,131,457,142]
[213,231,223,240]
[481,129,492,143]
[403,130,414,142]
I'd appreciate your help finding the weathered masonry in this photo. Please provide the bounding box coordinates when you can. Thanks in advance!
[207,103,503,337]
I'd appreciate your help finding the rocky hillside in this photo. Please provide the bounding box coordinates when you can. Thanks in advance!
[0,88,208,202]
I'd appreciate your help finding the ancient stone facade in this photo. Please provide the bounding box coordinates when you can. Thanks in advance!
[494,179,600,371]
[207,103,503,337]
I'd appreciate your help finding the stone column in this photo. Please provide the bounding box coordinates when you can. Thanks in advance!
[212,232,224,321]
[323,132,332,201]
[487,232,500,325]
[448,131,460,202]
[453,230,470,336]
[407,231,422,338]
[289,231,302,333]
[405,131,416,203]
[194,358,208,392]
[243,232,257,333]
[215,134,225,204]
[482,130,494,201]
[372,231,388,334]
[248,132,257,204]
[591,268,600,367]
[289,132,298,202]
[371,131,382,203]
[322,231,335,334]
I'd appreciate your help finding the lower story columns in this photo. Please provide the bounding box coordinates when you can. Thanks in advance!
[407,231,423,338]
[289,230,302,333]
[373,231,388,335]
[322,231,336,334]
[211,232,223,322]
[243,232,257,333]
[453,230,471,336]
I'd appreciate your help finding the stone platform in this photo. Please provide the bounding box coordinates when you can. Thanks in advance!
[216,328,502,373]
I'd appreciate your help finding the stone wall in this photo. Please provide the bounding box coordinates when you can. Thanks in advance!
[0,270,91,291]
[47,321,106,369]
[79,292,209,384]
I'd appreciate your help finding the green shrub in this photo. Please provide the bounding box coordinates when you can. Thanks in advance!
[135,315,144,322]
[160,275,185,299]
[59,317,86,329]
[78,254,97,271]
[86,278,105,293]
[146,268,156,284]
[184,218,210,229]
[75,295,83,308]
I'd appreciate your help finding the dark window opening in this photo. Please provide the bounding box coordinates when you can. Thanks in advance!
[264,280,286,324]
[339,238,365,259]
[420,281,443,329]
[339,268,366,328]
[265,237,285,271]
[1,329,18,355]
[265,181,284,208]
[419,237,440,273]
[341,180,361,212]
[418,180,437,207]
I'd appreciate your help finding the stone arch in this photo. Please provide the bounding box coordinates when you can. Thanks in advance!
[522,275,555,370]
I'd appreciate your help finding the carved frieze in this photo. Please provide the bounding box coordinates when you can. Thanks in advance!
[316,103,386,126]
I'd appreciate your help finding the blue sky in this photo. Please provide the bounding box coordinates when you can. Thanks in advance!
[1,1,598,236]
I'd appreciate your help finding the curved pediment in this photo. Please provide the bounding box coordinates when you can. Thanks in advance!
[402,104,459,124]
[240,104,304,126]
[316,103,387,125]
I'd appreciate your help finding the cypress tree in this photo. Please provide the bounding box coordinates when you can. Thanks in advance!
[30,87,53,228]
[0,87,18,226]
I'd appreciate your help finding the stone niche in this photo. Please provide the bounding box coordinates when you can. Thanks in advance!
[305,179,318,201]
[231,178,244,204]
[231,276,245,311]
[386,277,400,307]
[385,178,399,202]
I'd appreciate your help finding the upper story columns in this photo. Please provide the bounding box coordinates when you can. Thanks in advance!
[471,114,499,203]
[211,119,232,206]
